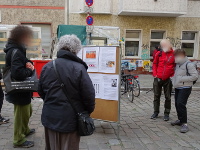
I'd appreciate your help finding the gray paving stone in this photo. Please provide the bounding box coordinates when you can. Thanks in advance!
[108,139,120,146]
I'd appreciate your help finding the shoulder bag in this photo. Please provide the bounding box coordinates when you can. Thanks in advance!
[3,49,39,94]
[53,60,95,136]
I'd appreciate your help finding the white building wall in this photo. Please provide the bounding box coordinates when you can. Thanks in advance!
[181,1,200,17]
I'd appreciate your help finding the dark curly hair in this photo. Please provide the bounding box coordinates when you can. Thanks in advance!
[9,25,33,44]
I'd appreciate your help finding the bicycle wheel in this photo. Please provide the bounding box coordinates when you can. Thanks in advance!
[133,79,140,97]
[127,85,134,103]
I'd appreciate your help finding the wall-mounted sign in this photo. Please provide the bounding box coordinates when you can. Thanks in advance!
[85,0,93,7]
[86,16,94,25]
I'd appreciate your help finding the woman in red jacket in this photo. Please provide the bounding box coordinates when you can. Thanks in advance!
[151,39,175,121]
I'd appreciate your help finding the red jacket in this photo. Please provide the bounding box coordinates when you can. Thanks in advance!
[153,49,175,80]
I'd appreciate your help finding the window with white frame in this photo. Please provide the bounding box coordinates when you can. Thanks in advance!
[181,31,199,58]
[150,30,166,56]
[125,30,142,57]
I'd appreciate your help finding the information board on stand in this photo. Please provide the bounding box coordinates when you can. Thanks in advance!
[79,46,120,122]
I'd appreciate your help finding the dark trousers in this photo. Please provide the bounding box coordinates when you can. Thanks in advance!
[175,88,192,124]
[0,85,4,114]
[153,78,172,115]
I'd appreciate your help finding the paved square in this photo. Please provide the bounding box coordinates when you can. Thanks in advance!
[1,91,200,150]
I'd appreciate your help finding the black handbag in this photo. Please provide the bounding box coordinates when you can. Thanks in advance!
[3,49,39,94]
[53,60,95,136]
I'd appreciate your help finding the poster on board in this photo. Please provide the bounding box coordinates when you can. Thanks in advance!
[99,47,116,73]
[89,73,119,101]
[102,74,119,101]
[88,73,102,98]
[83,47,99,72]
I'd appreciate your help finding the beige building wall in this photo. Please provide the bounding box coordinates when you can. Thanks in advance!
[0,8,64,35]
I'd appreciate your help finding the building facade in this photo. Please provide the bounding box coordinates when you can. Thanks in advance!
[69,0,200,60]
[0,0,65,56]
[0,0,200,60]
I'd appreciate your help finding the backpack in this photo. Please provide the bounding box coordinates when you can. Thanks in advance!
[186,62,199,85]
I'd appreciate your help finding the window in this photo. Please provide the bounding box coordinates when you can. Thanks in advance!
[181,31,199,58]
[125,30,142,57]
[150,30,166,56]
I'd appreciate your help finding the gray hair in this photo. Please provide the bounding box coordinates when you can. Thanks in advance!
[57,34,82,54]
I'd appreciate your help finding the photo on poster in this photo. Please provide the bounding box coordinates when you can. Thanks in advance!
[83,47,99,72]
[99,47,116,73]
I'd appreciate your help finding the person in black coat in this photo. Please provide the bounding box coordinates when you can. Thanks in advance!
[38,35,95,150]
[4,25,35,148]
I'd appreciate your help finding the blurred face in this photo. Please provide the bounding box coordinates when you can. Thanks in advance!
[22,35,33,47]
[175,53,185,63]
[160,42,171,52]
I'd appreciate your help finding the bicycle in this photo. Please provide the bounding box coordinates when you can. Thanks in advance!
[121,74,140,102]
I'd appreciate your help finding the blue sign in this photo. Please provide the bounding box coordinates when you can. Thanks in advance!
[86,16,94,25]
[85,0,93,6]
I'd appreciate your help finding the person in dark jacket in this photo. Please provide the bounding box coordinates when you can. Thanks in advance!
[38,34,95,150]
[0,72,9,124]
[4,25,35,148]
[151,39,175,121]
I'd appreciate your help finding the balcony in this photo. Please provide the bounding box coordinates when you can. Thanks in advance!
[118,0,188,17]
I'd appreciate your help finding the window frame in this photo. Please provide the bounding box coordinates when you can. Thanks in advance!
[181,30,199,59]
[149,29,167,58]
[124,29,142,59]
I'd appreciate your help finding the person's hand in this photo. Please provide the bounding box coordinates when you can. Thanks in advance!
[26,62,34,71]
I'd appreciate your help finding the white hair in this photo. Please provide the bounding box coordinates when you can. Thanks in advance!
[57,34,82,54]
[160,39,172,47]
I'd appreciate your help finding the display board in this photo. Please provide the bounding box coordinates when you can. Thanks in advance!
[79,46,120,122]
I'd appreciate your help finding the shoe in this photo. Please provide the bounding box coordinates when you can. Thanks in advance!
[163,115,169,121]
[13,141,34,148]
[26,129,35,137]
[180,124,189,133]
[171,120,181,126]
[0,117,9,125]
[151,113,158,119]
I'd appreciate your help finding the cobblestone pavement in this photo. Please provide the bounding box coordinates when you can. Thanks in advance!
[1,91,200,150]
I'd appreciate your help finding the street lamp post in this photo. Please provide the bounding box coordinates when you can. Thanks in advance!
[65,0,69,25]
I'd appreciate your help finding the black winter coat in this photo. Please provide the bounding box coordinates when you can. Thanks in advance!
[4,40,33,105]
[38,50,95,133]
